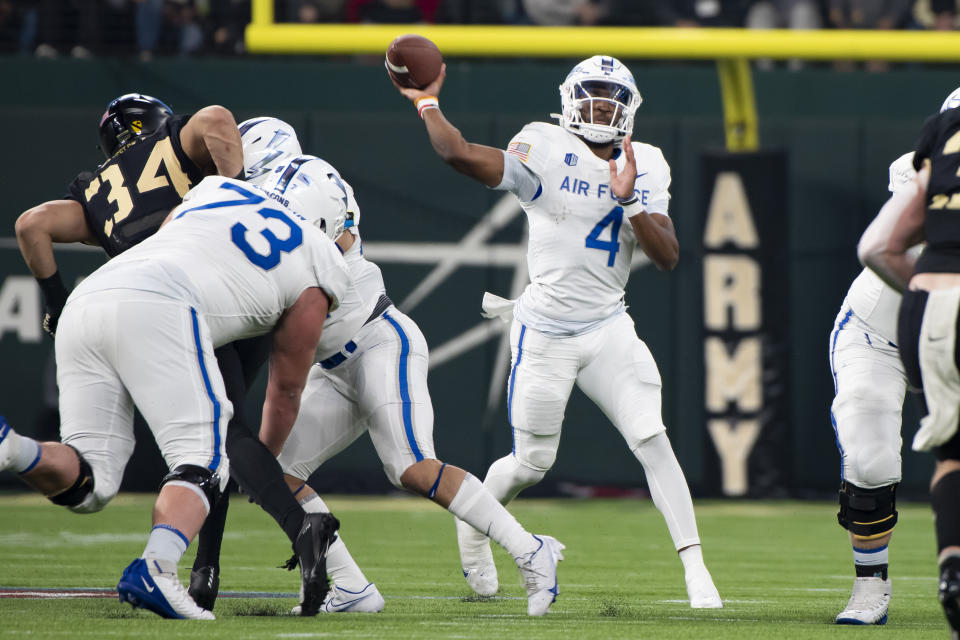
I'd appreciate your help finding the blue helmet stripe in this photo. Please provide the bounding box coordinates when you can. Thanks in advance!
[276,157,309,194]
[238,118,268,137]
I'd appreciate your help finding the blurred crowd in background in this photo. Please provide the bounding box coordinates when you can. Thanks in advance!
[0,0,955,61]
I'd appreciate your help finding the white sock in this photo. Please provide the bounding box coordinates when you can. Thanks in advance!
[0,423,42,474]
[300,493,370,591]
[447,473,537,559]
[679,545,706,573]
[633,432,701,550]
[142,524,189,566]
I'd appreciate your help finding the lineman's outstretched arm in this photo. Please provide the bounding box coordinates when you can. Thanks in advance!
[16,199,96,279]
[192,335,305,588]
[392,65,505,187]
[15,199,98,337]
[858,168,928,291]
[179,105,243,178]
[260,287,330,456]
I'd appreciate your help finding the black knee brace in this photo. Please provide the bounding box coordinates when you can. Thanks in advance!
[837,481,899,539]
[48,447,95,507]
[160,464,222,508]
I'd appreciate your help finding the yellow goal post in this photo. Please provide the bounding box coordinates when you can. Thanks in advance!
[245,0,960,151]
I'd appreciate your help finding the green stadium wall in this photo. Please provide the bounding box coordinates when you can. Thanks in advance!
[0,57,955,497]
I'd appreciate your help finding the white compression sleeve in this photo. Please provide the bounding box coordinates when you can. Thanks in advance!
[632,432,701,550]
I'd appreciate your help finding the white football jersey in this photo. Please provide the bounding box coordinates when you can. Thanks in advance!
[843,152,916,344]
[345,232,386,304]
[313,231,386,360]
[70,176,352,347]
[504,122,671,336]
[253,153,377,360]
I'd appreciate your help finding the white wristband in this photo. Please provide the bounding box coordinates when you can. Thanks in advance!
[619,197,645,218]
[416,96,439,119]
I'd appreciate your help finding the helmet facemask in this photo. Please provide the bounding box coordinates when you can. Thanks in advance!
[555,57,642,145]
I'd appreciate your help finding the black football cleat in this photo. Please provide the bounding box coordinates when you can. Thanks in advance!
[188,565,220,612]
[284,512,340,616]
[939,565,960,639]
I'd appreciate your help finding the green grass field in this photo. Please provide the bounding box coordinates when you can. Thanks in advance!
[0,493,950,639]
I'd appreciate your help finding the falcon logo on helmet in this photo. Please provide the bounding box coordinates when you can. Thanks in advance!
[98,93,174,158]
[258,155,347,242]
[553,55,642,146]
[239,117,303,183]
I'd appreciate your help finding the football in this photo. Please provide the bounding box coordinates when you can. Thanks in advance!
[385,34,442,90]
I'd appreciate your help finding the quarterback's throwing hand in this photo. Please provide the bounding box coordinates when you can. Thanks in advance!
[391,63,447,104]
[609,134,637,201]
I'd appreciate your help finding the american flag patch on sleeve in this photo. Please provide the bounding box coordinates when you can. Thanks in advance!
[507,141,531,162]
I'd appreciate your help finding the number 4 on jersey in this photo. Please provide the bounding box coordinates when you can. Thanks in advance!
[585,206,623,267]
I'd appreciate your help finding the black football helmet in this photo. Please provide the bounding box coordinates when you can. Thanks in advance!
[98,93,174,157]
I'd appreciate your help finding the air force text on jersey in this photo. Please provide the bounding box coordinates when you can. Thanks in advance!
[558,175,651,206]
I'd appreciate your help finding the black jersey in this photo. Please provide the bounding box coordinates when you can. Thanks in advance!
[65,115,207,257]
[913,107,960,274]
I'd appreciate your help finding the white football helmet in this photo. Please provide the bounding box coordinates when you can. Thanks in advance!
[239,117,303,183]
[261,156,347,241]
[554,55,642,145]
[941,87,960,113]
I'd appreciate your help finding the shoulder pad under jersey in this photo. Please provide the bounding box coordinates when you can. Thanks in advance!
[506,122,566,179]
[888,152,916,194]
[630,141,672,215]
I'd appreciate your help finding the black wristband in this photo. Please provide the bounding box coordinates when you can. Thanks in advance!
[37,271,69,309]
[617,195,639,206]
[233,169,246,181]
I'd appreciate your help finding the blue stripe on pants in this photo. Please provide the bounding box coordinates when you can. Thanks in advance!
[382,312,423,462]
[190,308,222,472]
[508,324,527,454]
[829,309,853,392]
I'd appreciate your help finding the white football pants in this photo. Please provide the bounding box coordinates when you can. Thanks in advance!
[278,308,436,487]
[476,313,700,550]
[56,290,231,513]
[505,312,666,472]
[829,305,906,488]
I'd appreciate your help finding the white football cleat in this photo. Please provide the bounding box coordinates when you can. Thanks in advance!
[117,558,215,620]
[456,517,499,596]
[836,576,890,625]
[322,583,385,613]
[685,567,723,609]
[291,583,384,614]
[463,566,499,597]
[516,535,565,616]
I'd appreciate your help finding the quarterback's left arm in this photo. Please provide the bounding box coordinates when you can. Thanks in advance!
[610,136,679,271]
[858,167,928,292]
[259,287,330,456]
[628,213,679,271]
